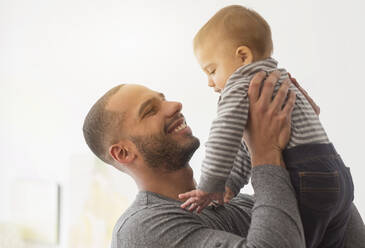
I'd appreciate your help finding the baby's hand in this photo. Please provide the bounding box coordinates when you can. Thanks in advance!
[224,186,236,203]
[178,189,224,213]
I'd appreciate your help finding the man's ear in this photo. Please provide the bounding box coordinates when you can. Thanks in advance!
[235,46,253,65]
[109,142,136,165]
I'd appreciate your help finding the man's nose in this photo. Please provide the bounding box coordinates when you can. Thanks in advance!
[164,101,182,117]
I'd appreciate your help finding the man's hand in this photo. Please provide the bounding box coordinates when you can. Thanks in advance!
[243,71,296,167]
[178,189,224,213]
[288,73,320,116]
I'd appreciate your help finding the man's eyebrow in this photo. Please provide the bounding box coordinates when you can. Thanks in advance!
[138,93,165,118]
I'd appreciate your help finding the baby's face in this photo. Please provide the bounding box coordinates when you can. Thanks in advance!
[195,41,244,93]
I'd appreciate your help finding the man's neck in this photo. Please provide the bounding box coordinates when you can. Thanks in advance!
[136,165,196,202]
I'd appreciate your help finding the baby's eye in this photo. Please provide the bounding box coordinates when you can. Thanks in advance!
[209,69,216,75]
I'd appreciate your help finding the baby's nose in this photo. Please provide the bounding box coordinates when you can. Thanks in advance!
[208,79,215,87]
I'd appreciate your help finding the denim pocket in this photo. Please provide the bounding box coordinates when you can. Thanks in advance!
[299,171,339,212]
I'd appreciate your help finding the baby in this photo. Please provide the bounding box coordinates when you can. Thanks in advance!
[179,5,354,248]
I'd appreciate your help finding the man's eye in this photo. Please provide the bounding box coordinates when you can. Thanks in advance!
[144,108,155,117]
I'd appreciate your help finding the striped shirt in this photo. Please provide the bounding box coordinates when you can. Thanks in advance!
[198,58,330,193]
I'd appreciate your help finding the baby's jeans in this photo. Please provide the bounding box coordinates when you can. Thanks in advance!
[283,143,354,248]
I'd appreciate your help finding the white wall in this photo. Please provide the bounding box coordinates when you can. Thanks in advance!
[1,0,364,247]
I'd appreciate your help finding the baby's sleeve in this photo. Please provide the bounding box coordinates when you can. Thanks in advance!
[199,83,250,193]
[226,140,252,196]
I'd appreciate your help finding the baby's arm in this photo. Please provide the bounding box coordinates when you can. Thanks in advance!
[199,83,250,193]
[179,141,251,211]
[225,140,252,199]
[180,82,250,212]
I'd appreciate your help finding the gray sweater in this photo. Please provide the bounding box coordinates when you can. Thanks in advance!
[111,164,365,247]
[111,165,306,247]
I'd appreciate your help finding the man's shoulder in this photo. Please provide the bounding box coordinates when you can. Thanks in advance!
[113,199,191,232]
[111,192,195,247]
[112,204,148,235]
[112,192,171,233]
[111,205,149,248]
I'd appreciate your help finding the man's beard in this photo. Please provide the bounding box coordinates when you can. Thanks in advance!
[130,132,200,172]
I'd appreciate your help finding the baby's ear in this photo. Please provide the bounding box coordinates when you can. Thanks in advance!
[235,46,253,65]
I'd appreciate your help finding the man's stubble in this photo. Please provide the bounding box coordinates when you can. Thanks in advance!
[131,132,200,172]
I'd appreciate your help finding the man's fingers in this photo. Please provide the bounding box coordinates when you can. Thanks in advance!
[288,73,320,116]
[302,91,320,115]
[290,76,300,89]
[260,70,281,106]
[296,86,320,116]
[271,78,291,113]
[282,91,296,117]
[248,71,267,103]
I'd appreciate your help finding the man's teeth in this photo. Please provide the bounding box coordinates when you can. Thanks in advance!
[173,122,187,132]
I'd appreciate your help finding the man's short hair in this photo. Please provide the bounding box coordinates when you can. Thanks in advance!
[83,84,125,165]
[194,5,273,61]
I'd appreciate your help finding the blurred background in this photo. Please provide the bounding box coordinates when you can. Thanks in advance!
[1,0,364,247]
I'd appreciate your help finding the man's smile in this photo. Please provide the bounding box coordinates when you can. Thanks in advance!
[166,115,192,135]
[167,117,186,133]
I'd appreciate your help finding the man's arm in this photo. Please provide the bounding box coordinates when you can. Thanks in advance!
[115,165,304,248]
[244,71,305,246]
[244,71,294,167]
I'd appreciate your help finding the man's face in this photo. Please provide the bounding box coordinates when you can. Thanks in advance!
[195,39,243,93]
[107,84,200,171]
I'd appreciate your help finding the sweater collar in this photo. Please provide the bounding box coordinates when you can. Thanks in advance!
[226,57,278,87]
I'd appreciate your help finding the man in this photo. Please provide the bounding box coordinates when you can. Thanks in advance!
[83,72,364,247]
